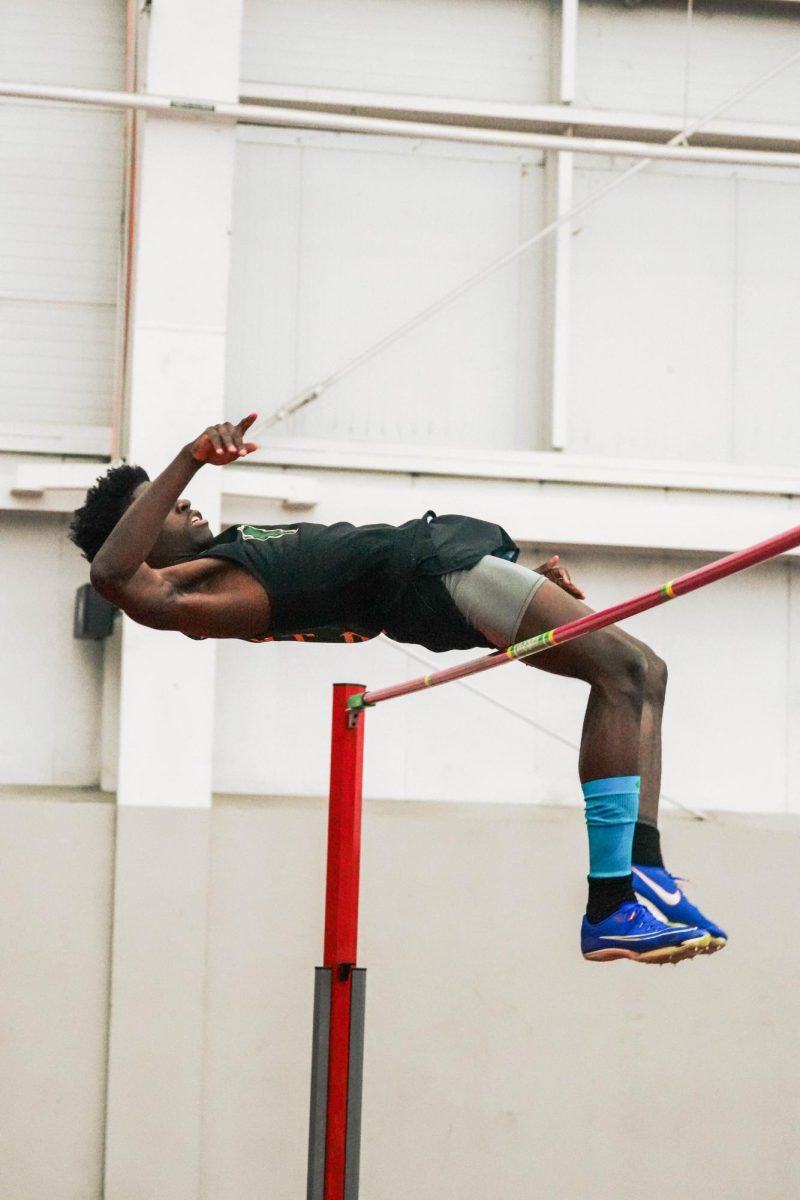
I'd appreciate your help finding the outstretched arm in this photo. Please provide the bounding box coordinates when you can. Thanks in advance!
[90,414,258,625]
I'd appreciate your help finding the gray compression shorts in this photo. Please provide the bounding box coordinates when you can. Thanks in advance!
[442,554,547,648]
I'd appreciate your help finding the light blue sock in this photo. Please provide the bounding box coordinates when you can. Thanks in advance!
[583,776,640,878]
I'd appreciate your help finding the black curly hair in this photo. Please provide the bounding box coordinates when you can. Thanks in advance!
[69,463,150,562]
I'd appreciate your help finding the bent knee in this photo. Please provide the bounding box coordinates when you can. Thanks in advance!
[644,650,668,701]
[618,634,667,702]
[595,639,650,704]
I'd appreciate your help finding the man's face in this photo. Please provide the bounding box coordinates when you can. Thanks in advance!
[130,481,215,566]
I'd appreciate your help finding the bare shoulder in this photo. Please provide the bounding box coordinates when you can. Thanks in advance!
[159,555,236,591]
[161,555,266,601]
[141,556,271,638]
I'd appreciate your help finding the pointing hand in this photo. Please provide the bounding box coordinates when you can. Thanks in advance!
[189,413,259,465]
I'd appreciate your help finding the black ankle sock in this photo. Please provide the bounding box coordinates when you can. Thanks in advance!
[631,820,664,868]
[586,874,637,924]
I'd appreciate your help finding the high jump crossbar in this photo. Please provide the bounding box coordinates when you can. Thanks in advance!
[309,522,800,1200]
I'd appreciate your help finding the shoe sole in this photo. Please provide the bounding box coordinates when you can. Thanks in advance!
[583,933,712,964]
[700,936,727,955]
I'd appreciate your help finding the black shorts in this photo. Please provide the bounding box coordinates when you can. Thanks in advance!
[379,512,519,652]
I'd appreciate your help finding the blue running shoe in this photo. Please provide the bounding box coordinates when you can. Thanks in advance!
[632,864,727,954]
[581,901,711,964]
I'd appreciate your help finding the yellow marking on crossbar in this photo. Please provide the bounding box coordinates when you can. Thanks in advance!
[508,629,557,659]
[663,581,676,598]
[424,674,432,687]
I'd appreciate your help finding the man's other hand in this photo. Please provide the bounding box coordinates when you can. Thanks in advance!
[535,554,586,601]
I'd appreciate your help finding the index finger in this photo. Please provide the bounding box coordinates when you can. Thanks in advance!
[236,412,258,433]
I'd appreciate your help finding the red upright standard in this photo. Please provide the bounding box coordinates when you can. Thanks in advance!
[308,683,367,1200]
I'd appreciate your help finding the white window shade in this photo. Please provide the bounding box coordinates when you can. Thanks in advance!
[240,0,552,106]
[0,0,125,454]
[568,158,800,471]
[576,3,800,126]
[225,128,547,452]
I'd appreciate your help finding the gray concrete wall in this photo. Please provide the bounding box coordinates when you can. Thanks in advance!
[1,789,798,1199]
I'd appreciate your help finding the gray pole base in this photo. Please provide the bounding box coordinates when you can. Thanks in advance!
[307,966,367,1200]
[307,968,332,1200]
[344,968,366,1200]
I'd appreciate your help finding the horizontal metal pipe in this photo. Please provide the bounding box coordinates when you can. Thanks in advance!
[356,523,800,709]
[3,80,800,168]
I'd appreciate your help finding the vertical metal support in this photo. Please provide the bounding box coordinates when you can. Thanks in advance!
[344,968,367,1200]
[307,968,332,1200]
[559,0,579,105]
[545,0,578,451]
[306,683,366,1200]
[545,147,574,450]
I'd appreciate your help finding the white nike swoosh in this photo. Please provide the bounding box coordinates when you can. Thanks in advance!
[599,930,693,942]
[632,866,682,907]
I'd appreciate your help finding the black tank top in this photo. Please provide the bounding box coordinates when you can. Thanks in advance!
[196,511,517,647]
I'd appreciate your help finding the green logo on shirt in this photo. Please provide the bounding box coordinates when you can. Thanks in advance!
[238,525,299,541]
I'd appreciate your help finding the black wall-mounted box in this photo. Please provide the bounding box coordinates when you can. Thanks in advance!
[73,584,117,640]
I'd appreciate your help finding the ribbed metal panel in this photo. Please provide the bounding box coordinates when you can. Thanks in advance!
[241,0,551,106]
[0,0,124,441]
[569,159,800,470]
[226,128,546,451]
[577,3,800,125]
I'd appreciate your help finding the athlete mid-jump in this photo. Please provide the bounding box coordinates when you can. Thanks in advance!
[70,413,727,965]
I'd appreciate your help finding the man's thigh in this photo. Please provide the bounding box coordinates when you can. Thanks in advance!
[442,555,547,648]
